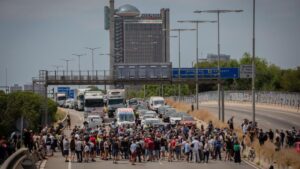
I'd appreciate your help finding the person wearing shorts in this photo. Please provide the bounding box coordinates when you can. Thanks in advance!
[63,137,70,162]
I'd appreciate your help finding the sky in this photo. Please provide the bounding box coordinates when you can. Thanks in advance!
[0,0,299,86]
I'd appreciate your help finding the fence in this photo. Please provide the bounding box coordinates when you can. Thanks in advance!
[171,91,300,110]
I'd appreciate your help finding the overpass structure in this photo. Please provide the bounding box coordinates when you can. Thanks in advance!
[32,66,244,125]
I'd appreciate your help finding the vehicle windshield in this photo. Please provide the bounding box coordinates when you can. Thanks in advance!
[78,95,84,101]
[119,113,135,122]
[183,116,194,121]
[171,113,182,117]
[85,99,104,107]
[108,99,123,105]
[90,117,101,122]
[154,100,164,105]
[146,119,160,124]
[129,99,138,105]
[57,96,66,101]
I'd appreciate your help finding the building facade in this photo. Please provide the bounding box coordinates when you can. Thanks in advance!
[107,1,170,70]
[206,53,231,62]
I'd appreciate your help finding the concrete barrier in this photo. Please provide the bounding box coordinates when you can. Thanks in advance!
[0,148,28,169]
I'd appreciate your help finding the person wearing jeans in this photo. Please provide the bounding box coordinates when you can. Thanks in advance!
[75,137,83,162]
[203,140,210,163]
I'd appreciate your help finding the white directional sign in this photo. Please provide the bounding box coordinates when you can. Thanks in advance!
[240,64,253,79]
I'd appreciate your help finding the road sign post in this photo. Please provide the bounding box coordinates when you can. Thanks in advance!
[240,64,253,79]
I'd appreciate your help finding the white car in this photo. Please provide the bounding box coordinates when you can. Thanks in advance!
[85,115,102,129]
[142,118,161,128]
[141,114,157,125]
[149,96,165,111]
[64,98,75,109]
[169,113,182,125]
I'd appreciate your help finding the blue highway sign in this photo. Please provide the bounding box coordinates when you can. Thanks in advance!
[172,67,239,79]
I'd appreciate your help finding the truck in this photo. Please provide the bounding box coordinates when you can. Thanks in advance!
[56,93,67,107]
[106,89,125,118]
[84,91,105,118]
[149,96,165,112]
[75,88,90,111]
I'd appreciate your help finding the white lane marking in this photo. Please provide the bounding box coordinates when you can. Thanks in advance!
[40,160,47,169]
[68,158,72,169]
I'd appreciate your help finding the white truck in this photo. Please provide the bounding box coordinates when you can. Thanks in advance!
[106,89,125,118]
[75,88,90,111]
[56,93,67,107]
[149,96,165,112]
[84,91,105,118]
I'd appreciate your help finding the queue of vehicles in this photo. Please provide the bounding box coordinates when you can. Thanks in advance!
[55,88,196,129]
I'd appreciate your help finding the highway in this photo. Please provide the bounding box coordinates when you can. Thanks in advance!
[199,102,300,130]
[44,108,255,169]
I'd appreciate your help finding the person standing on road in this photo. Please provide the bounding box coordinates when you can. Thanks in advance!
[233,140,241,163]
[75,137,83,163]
[70,136,76,162]
[63,137,70,162]
[130,140,137,165]
[214,137,222,160]
[203,140,210,163]
[112,137,120,164]
[191,137,200,163]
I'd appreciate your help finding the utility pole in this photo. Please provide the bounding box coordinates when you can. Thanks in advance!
[171,28,196,101]
[252,0,256,126]
[194,9,243,121]
[177,20,216,110]
[61,59,72,76]
[86,47,100,77]
[72,53,86,73]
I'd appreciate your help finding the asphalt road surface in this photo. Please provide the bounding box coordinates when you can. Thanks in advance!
[44,108,255,169]
[199,102,300,130]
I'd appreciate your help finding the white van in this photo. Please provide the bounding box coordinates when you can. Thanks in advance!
[149,96,165,111]
[115,108,136,126]
[85,115,102,129]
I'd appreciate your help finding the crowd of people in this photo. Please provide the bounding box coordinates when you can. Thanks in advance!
[1,108,299,167]
[58,117,245,165]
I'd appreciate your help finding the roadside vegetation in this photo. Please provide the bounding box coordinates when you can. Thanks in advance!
[0,91,58,136]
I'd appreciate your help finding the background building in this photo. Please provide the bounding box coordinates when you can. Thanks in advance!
[205,53,231,62]
[106,1,170,71]
[10,84,22,92]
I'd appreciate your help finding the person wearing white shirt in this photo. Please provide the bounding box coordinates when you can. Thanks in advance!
[191,138,200,163]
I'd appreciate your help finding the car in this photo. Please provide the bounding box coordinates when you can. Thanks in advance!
[144,110,157,117]
[162,108,177,122]
[135,103,148,112]
[180,115,196,127]
[169,112,183,125]
[157,105,171,118]
[141,113,157,125]
[142,118,161,128]
[127,98,139,109]
[85,115,102,129]
[136,109,148,118]
[64,98,75,109]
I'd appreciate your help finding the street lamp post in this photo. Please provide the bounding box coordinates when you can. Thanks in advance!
[194,9,243,122]
[61,59,72,76]
[252,0,256,126]
[171,29,196,101]
[178,20,216,110]
[72,53,86,73]
[86,47,100,77]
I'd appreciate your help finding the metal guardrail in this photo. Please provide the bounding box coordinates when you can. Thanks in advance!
[0,148,28,169]
[170,90,300,110]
